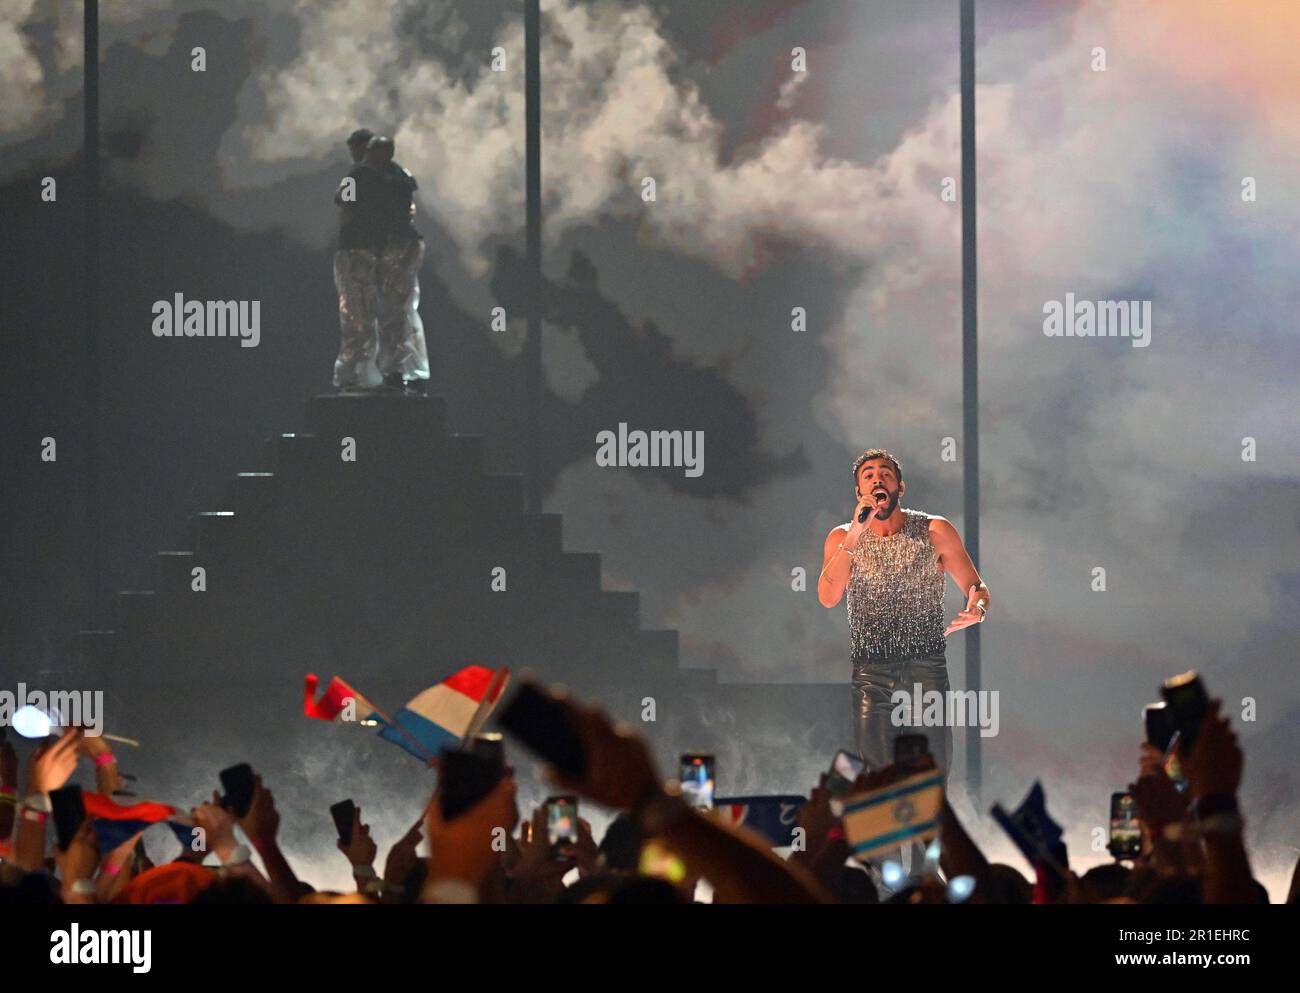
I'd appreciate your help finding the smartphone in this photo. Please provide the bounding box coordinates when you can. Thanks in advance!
[1108,792,1141,859]
[1161,671,1208,752]
[468,732,505,768]
[496,683,586,777]
[50,785,86,852]
[330,799,356,847]
[826,750,864,796]
[219,763,256,817]
[546,795,579,856]
[893,733,930,773]
[1143,702,1175,752]
[439,747,505,821]
[1163,731,1188,793]
[679,754,715,809]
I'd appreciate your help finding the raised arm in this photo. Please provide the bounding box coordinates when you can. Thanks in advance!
[544,693,831,904]
[819,493,874,608]
[817,525,853,608]
[930,517,990,635]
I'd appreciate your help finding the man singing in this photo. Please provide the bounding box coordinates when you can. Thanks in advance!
[818,448,990,785]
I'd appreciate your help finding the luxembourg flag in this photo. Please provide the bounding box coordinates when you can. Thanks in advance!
[378,665,509,762]
[303,674,384,726]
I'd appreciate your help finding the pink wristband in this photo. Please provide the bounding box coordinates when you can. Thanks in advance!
[94,753,117,767]
[103,861,123,876]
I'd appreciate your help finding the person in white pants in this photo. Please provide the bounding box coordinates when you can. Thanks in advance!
[333,128,382,392]
[363,135,429,395]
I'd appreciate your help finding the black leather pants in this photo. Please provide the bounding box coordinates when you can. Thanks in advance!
[851,651,952,786]
[851,651,952,874]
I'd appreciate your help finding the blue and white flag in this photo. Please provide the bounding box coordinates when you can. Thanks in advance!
[990,780,1064,866]
[841,770,944,861]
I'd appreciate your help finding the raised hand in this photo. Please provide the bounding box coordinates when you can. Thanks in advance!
[54,820,100,901]
[1128,770,1188,831]
[542,698,660,811]
[846,494,876,543]
[1137,742,1163,779]
[191,790,238,861]
[339,805,377,868]
[238,775,281,848]
[573,817,601,879]
[1183,699,1242,800]
[944,584,987,637]
[849,754,935,794]
[793,774,838,864]
[28,727,81,795]
[95,827,149,903]
[0,733,17,856]
[383,817,422,893]
[1,732,18,787]
[507,805,574,901]
[423,774,518,893]
[77,733,123,794]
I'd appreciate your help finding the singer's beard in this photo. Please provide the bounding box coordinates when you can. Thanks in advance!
[872,491,899,519]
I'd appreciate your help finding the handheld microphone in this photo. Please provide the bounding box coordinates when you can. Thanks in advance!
[860,489,888,523]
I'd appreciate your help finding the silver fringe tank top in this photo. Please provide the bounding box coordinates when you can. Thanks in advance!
[846,508,947,663]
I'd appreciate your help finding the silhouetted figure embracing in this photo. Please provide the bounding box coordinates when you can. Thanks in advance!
[332,129,429,395]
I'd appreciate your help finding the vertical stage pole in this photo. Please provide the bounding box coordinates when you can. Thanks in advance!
[960,0,982,808]
[524,0,542,513]
[85,0,101,625]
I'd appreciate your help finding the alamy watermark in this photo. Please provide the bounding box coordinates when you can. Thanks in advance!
[50,926,151,973]
[0,684,104,737]
[890,683,999,738]
[152,293,261,348]
[595,423,703,478]
[1043,293,1150,348]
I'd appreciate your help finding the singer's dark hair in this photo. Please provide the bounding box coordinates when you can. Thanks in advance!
[852,448,903,488]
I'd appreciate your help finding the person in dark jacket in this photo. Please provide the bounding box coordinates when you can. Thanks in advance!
[361,135,429,395]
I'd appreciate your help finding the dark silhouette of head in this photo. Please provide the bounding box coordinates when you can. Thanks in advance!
[1082,862,1134,901]
[346,128,374,163]
[365,135,396,165]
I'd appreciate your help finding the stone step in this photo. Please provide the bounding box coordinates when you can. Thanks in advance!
[110,590,156,633]
[305,392,448,444]
[235,472,277,518]
[445,434,484,475]
[555,551,601,592]
[194,511,238,555]
[478,473,525,519]
[261,432,323,475]
[156,551,195,591]
[93,390,689,697]
[598,590,640,629]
